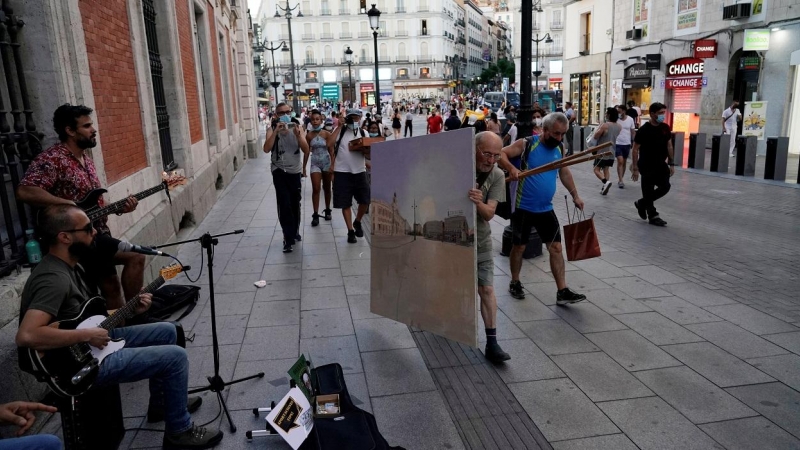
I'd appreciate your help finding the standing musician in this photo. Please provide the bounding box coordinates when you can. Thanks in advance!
[15,205,221,449]
[17,104,145,310]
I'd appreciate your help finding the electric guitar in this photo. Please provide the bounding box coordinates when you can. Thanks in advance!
[24,264,187,397]
[77,181,170,223]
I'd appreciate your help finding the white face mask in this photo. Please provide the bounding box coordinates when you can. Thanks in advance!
[534,118,543,127]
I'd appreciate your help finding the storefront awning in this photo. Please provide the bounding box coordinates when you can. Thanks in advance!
[623,79,651,89]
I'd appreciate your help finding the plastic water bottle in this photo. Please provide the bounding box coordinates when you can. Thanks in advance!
[25,229,42,265]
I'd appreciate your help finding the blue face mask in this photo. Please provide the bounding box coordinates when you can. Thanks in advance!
[279,115,291,124]
[369,132,379,137]
[312,124,323,131]
[348,123,359,130]
[656,114,666,123]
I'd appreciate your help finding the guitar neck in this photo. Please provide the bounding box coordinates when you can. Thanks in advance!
[88,184,165,221]
[100,276,165,330]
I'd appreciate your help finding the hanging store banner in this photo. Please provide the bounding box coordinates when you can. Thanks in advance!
[645,54,662,70]
[693,39,718,59]
[666,57,704,89]
[321,84,339,100]
[623,63,652,89]
[744,29,770,51]
[743,101,768,140]
[360,83,374,93]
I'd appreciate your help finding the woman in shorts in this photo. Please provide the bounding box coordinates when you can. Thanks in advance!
[591,107,621,196]
[305,110,335,226]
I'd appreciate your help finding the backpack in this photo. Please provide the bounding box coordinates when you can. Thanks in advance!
[495,136,538,220]
[335,125,366,157]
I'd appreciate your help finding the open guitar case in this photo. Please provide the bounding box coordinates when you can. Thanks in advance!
[287,363,405,450]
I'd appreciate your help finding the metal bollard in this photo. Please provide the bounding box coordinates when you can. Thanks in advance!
[710,134,731,173]
[735,135,757,176]
[672,132,685,168]
[578,127,585,153]
[688,133,706,169]
[764,137,789,181]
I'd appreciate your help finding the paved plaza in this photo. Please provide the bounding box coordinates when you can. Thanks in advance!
[43,118,800,449]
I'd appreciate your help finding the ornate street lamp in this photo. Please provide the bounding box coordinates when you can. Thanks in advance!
[276,1,303,112]
[344,46,354,104]
[367,4,381,107]
[532,33,553,103]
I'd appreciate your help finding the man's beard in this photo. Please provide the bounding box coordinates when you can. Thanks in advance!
[76,135,97,149]
[68,240,96,259]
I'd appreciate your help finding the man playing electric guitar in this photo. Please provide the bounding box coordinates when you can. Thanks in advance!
[17,104,145,310]
[15,204,223,449]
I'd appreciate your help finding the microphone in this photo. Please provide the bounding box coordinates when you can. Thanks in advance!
[117,241,173,257]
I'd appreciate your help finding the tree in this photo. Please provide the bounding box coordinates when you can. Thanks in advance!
[478,59,515,85]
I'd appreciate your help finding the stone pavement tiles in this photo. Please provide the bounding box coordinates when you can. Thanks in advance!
[98,136,800,449]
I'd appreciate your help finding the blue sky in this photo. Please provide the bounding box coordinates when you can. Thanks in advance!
[370,129,476,229]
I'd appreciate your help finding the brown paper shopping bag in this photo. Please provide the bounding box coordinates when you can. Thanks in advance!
[563,199,601,262]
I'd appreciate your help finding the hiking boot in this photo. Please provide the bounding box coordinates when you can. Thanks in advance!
[634,201,647,220]
[347,230,357,244]
[353,220,364,238]
[508,280,525,299]
[601,181,612,195]
[484,343,511,364]
[649,217,668,227]
[163,424,223,449]
[148,396,202,423]
[283,242,294,253]
[323,209,332,221]
[556,288,586,306]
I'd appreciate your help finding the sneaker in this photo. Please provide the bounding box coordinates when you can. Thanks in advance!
[618,181,625,189]
[649,216,667,227]
[601,181,612,195]
[347,230,357,243]
[323,208,332,221]
[353,220,364,237]
[311,213,320,227]
[634,201,647,220]
[508,280,525,299]
[556,288,586,306]
[163,424,223,449]
[295,234,302,242]
[484,343,511,364]
[147,397,203,423]
[283,242,293,253]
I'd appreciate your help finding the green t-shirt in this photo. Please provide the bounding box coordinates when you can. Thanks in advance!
[19,254,96,323]
[476,166,506,263]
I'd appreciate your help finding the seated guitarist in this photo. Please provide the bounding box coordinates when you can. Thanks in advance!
[17,104,144,310]
[15,204,223,449]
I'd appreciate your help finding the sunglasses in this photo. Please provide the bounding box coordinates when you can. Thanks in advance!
[63,222,94,234]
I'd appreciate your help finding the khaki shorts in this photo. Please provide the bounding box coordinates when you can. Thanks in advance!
[477,260,494,287]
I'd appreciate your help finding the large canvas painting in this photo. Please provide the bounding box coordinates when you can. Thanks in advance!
[369,128,478,347]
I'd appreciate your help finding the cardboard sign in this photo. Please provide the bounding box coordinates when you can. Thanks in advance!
[266,388,314,450]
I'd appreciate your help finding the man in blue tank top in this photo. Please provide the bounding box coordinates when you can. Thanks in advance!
[499,113,587,306]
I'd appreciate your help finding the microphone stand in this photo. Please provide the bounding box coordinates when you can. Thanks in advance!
[152,230,264,433]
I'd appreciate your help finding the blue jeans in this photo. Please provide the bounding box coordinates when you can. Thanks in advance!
[94,322,191,434]
[0,434,62,450]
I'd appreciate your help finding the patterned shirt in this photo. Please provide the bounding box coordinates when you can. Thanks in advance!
[20,142,109,233]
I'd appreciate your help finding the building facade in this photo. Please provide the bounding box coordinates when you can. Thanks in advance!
[509,0,566,97]
[371,194,411,236]
[256,0,465,104]
[610,0,800,154]
[0,0,257,423]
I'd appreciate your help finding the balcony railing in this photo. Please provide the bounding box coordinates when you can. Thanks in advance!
[358,31,372,38]
[551,21,564,30]
[339,8,349,14]
[396,30,408,36]
[301,33,315,40]
[304,58,316,65]
[533,22,541,30]
[456,19,465,27]
[359,56,373,64]
[396,56,409,62]
[322,58,337,65]
[321,9,331,15]
[418,4,429,12]
[417,56,433,63]
[396,7,406,12]
[279,33,290,40]
[305,78,318,83]
[339,32,352,39]
[378,55,391,62]
[320,33,334,40]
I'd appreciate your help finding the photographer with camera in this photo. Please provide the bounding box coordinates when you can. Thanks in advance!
[264,103,310,253]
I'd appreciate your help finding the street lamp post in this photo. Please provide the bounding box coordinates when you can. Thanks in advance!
[367,4,382,108]
[532,33,552,104]
[275,1,303,112]
[517,0,545,139]
[266,41,288,103]
[344,46,354,104]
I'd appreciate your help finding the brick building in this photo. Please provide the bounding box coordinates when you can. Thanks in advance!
[0,0,258,420]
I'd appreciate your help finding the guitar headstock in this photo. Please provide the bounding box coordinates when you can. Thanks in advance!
[162,170,187,189]
[159,263,186,281]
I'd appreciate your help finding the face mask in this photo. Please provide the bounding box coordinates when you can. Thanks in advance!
[544,136,561,148]
[348,123,359,131]
[324,125,333,131]
[279,115,291,124]
[369,132,379,137]
[312,125,323,131]
[534,118,543,127]
[506,113,517,122]
[657,114,666,123]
